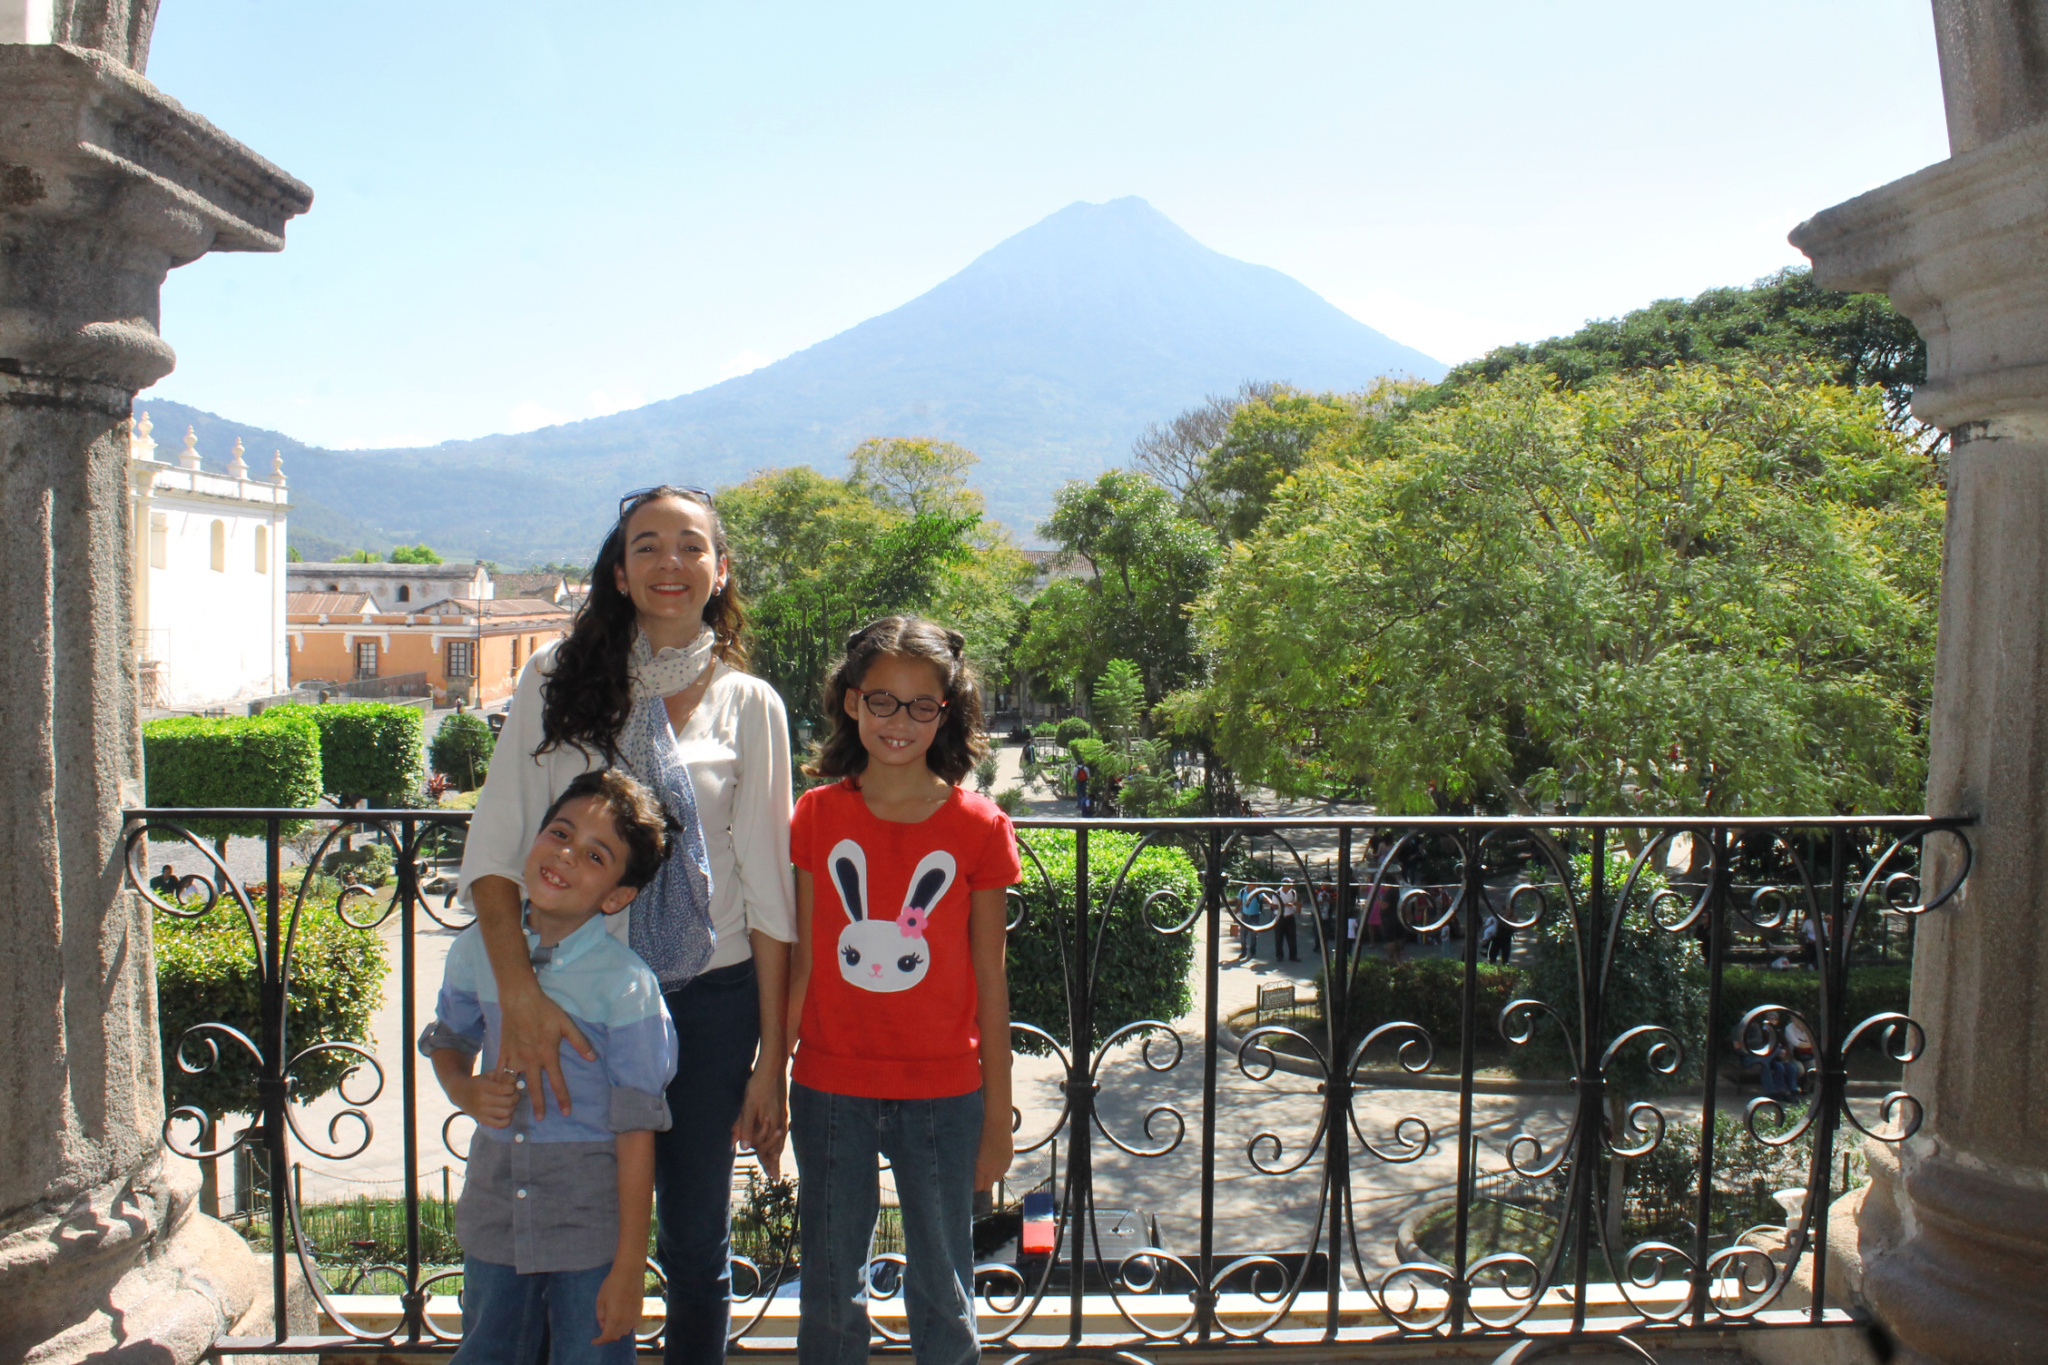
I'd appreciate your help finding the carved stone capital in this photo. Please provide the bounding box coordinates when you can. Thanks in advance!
[1789,120,2048,434]
[0,43,311,392]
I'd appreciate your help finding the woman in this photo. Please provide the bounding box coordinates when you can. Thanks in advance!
[458,486,794,1365]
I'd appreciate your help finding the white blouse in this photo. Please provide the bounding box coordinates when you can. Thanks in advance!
[457,640,797,970]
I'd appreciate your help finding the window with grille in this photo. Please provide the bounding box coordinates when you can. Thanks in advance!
[355,641,378,678]
[446,639,474,678]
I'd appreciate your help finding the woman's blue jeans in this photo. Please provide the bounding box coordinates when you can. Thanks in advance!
[790,1082,983,1365]
[657,959,761,1365]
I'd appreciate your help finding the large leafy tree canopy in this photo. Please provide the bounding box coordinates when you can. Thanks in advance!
[719,458,1026,726]
[1017,470,1215,705]
[1193,363,1940,816]
[1432,267,1928,430]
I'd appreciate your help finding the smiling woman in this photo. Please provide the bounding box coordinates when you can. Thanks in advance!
[452,486,796,1365]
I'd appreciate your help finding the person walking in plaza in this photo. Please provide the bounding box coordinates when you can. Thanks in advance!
[1275,878,1302,962]
[427,771,679,1364]
[783,616,1018,1365]
[458,485,796,1365]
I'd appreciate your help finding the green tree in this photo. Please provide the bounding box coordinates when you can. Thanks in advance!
[846,436,985,517]
[338,549,381,563]
[720,465,1000,726]
[1018,471,1214,706]
[1131,380,1280,530]
[389,543,443,564]
[1437,267,1927,432]
[430,712,496,790]
[1187,385,1378,542]
[286,545,303,563]
[1196,363,1940,816]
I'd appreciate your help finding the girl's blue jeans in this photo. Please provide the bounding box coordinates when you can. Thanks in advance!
[452,1258,635,1365]
[657,959,762,1365]
[790,1082,984,1365]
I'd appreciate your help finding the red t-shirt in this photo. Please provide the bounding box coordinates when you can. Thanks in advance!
[790,780,1022,1099]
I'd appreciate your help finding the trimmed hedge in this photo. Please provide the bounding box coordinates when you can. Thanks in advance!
[430,712,496,791]
[267,702,424,806]
[143,715,323,842]
[1009,829,1198,1056]
[1320,956,1524,1062]
[155,892,386,1122]
[1053,717,1096,747]
[1719,963,1911,1032]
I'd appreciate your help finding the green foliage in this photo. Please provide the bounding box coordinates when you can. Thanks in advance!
[429,712,496,790]
[1719,963,1910,1035]
[143,715,324,842]
[267,703,424,806]
[992,787,1028,816]
[1053,717,1096,747]
[1190,386,1373,541]
[973,752,999,794]
[389,543,444,564]
[338,549,382,563]
[154,894,386,1122]
[322,842,395,889]
[286,545,303,562]
[1438,267,1928,431]
[720,464,1019,726]
[846,437,984,517]
[1020,471,1216,706]
[1320,957,1525,1062]
[1516,851,1708,1101]
[1198,364,1940,815]
[1007,830,1199,1055]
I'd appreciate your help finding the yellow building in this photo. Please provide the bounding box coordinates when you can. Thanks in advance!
[287,593,571,707]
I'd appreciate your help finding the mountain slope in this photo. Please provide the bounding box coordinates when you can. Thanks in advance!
[145,197,1442,561]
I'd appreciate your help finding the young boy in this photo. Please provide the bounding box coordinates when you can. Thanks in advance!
[420,769,680,1365]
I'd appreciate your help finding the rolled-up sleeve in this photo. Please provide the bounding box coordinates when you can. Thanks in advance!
[457,646,591,910]
[731,681,797,943]
[603,967,678,1133]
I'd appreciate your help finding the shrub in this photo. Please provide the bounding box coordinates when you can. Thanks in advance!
[992,787,1028,816]
[155,893,386,1125]
[1718,963,1911,1036]
[143,715,324,846]
[1008,830,1198,1056]
[267,702,425,807]
[1053,717,1096,747]
[1030,721,1059,739]
[1516,851,1708,1098]
[430,712,496,790]
[973,753,1000,794]
[1319,956,1524,1063]
[322,843,396,889]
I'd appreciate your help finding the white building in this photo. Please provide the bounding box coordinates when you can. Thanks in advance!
[128,413,291,709]
[287,559,493,610]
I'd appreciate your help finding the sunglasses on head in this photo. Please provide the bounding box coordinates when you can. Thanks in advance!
[618,486,715,523]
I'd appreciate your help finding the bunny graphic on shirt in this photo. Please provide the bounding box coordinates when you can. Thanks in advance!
[826,839,955,994]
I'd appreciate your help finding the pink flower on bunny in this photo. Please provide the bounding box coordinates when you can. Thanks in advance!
[826,840,955,994]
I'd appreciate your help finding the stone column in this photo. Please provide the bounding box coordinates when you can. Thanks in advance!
[1790,5,2048,1362]
[0,38,310,1364]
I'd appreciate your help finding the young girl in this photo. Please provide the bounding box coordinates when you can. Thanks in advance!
[784,616,1018,1365]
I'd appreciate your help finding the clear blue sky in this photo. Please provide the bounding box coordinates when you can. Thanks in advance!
[144,1,1950,451]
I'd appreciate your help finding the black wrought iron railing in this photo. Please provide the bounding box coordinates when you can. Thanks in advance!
[123,808,1968,1361]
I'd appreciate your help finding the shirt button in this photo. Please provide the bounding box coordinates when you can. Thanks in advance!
[514,1133,526,1143]
[516,1189,527,1199]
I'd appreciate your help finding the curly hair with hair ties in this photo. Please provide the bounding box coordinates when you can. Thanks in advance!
[804,615,987,786]
[537,486,750,762]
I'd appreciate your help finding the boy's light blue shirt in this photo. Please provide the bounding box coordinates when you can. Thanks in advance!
[420,908,679,1273]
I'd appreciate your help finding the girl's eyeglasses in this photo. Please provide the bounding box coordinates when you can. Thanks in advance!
[860,690,948,723]
[619,486,715,521]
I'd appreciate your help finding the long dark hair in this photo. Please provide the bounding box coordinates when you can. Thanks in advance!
[538,487,749,760]
[804,616,986,785]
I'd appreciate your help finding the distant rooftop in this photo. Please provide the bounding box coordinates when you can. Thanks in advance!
[286,592,376,615]
[290,561,486,578]
[416,596,571,619]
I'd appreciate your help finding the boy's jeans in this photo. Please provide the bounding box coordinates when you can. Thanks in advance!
[452,1257,636,1365]
[790,1083,983,1365]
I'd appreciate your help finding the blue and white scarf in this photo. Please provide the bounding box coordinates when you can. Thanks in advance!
[619,630,717,986]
